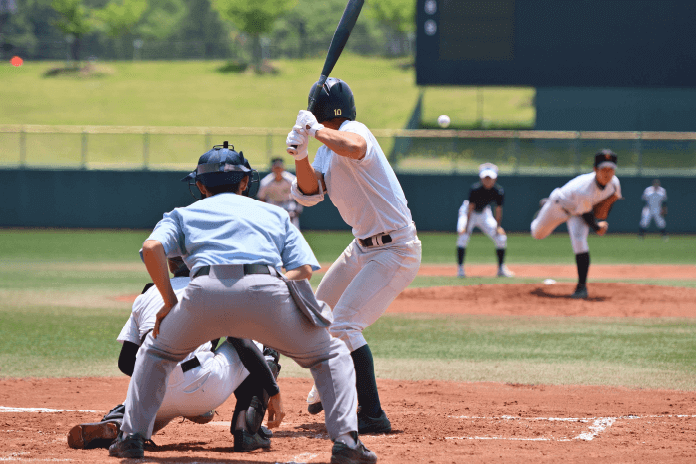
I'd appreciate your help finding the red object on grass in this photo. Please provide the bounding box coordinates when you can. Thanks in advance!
[11,56,23,67]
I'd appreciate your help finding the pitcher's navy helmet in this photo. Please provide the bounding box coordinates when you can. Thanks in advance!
[310,77,356,123]
[181,141,258,197]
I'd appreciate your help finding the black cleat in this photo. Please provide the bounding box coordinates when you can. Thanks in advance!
[233,429,271,452]
[570,285,588,299]
[331,435,378,464]
[67,421,119,449]
[258,425,273,439]
[357,409,391,434]
[108,432,145,458]
[307,401,324,415]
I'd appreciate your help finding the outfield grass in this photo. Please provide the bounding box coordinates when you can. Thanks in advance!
[1,229,694,388]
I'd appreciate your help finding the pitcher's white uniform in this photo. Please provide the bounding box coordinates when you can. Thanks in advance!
[257,171,303,229]
[531,172,622,253]
[292,120,422,352]
[640,184,667,230]
[118,276,253,433]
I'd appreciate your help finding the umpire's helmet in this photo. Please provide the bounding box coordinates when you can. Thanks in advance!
[309,77,356,123]
[181,141,259,197]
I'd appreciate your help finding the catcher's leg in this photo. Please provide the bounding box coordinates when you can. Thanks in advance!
[67,404,124,449]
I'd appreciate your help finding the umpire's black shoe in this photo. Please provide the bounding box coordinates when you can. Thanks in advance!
[108,432,145,458]
[233,429,271,452]
[570,284,588,299]
[331,433,378,464]
[357,409,391,434]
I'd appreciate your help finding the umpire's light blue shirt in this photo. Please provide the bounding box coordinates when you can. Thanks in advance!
[145,192,320,275]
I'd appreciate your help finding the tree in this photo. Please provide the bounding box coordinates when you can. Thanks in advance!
[92,0,147,58]
[367,0,414,56]
[51,0,95,61]
[211,0,296,67]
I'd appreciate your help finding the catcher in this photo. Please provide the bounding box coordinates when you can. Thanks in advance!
[531,149,622,299]
[67,257,282,452]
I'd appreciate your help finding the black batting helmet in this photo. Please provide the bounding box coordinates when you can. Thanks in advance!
[309,77,356,123]
[181,141,259,198]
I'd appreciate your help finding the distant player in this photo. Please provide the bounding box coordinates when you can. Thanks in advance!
[286,77,422,434]
[68,257,281,452]
[456,163,514,278]
[257,158,303,229]
[531,149,622,299]
[639,179,668,241]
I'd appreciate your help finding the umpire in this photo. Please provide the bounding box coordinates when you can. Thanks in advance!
[108,142,376,464]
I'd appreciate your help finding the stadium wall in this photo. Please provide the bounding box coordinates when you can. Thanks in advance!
[2,169,694,233]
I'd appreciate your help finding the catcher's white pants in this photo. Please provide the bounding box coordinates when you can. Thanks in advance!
[640,206,666,229]
[531,193,590,254]
[316,223,421,352]
[456,206,507,249]
[145,342,251,433]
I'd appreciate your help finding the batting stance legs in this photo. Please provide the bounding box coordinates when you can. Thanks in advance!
[120,270,357,442]
[315,224,421,427]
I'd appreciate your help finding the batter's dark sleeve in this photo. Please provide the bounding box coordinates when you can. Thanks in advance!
[118,341,140,376]
[226,337,280,397]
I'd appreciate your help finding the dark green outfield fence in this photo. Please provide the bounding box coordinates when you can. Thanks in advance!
[2,169,695,233]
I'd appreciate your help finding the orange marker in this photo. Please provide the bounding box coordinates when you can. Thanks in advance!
[11,56,23,67]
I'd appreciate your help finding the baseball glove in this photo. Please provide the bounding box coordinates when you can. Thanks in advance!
[592,193,620,220]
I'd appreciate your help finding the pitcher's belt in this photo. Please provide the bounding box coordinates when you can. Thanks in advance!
[192,263,275,279]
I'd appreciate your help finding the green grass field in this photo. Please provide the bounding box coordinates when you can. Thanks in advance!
[0,57,534,169]
[1,228,694,390]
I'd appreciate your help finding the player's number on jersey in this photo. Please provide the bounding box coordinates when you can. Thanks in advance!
[334,109,342,116]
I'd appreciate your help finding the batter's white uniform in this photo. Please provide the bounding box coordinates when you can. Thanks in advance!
[257,171,303,229]
[291,120,422,352]
[118,276,252,433]
[531,172,622,253]
[456,200,507,249]
[639,185,667,229]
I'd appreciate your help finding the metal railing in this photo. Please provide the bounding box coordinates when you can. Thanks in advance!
[2,125,696,176]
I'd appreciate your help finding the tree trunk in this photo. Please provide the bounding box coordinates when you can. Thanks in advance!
[71,37,81,63]
[251,33,261,68]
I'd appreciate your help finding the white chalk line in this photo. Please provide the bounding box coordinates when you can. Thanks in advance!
[281,452,319,463]
[0,406,99,413]
[445,414,696,442]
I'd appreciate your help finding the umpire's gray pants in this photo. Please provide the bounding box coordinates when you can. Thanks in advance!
[121,266,357,441]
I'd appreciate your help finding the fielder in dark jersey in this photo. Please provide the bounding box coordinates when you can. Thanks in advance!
[456,163,513,278]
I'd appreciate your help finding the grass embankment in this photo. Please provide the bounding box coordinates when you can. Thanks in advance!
[0,57,533,169]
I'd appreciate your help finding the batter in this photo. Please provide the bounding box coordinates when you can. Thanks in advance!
[286,77,422,434]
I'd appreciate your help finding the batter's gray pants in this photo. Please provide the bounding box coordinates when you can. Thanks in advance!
[120,265,357,441]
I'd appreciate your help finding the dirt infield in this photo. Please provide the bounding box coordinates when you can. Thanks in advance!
[3,264,696,463]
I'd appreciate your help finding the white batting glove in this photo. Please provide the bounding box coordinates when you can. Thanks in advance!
[286,127,309,161]
[296,110,324,137]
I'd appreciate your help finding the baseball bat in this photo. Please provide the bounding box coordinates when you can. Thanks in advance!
[291,0,364,151]
[307,0,365,113]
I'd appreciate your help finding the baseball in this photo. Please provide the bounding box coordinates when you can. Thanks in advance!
[437,114,450,128]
